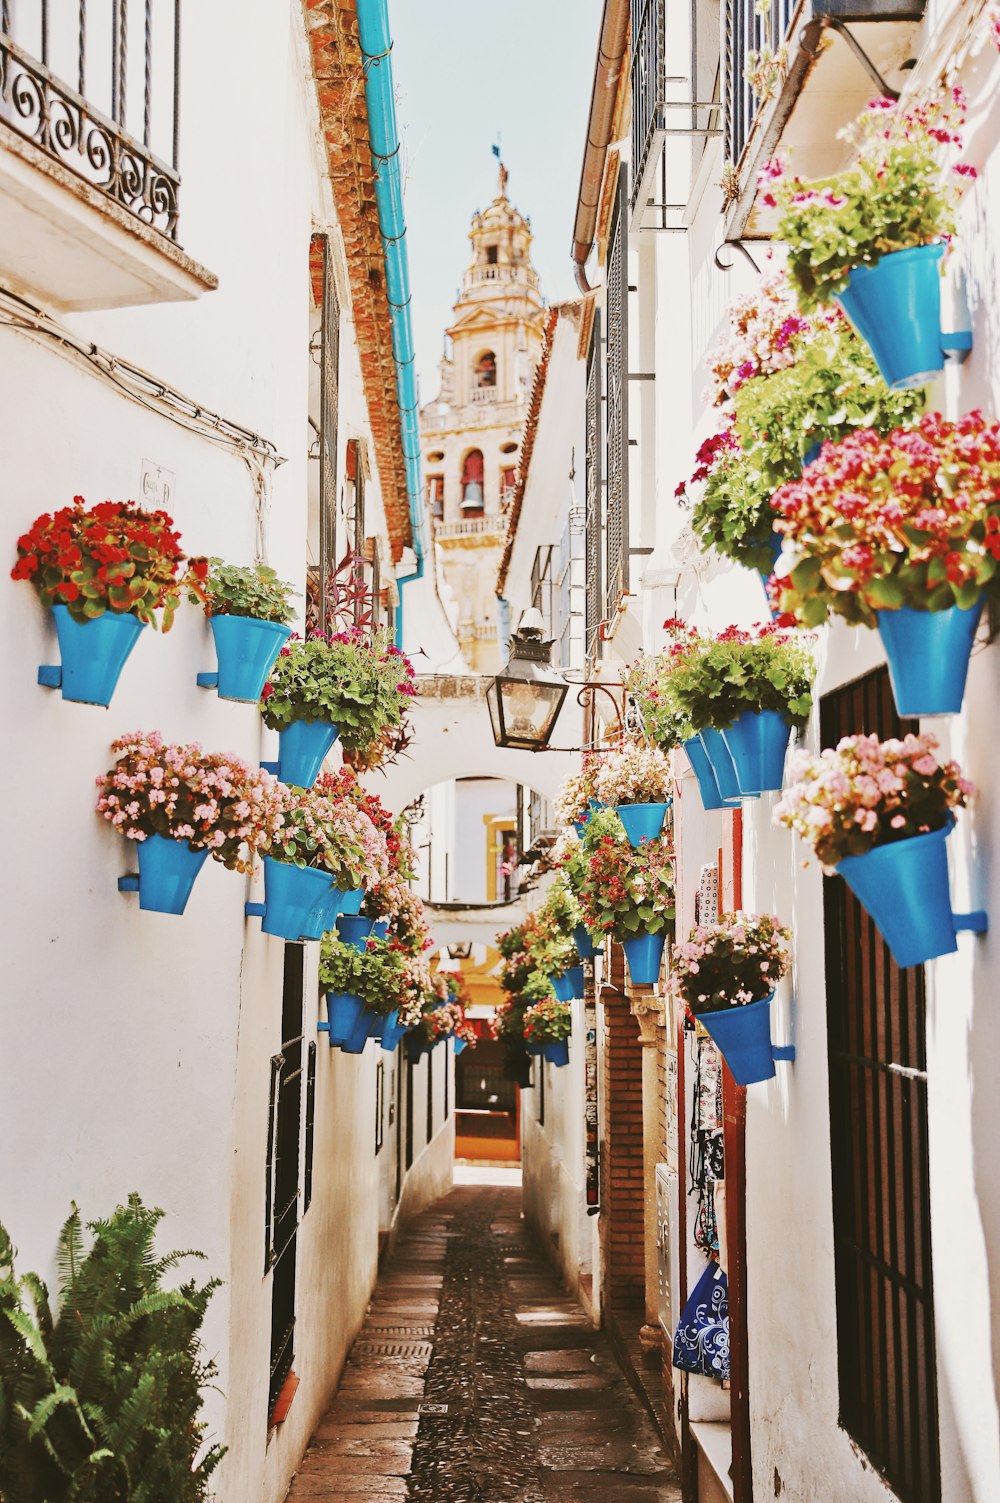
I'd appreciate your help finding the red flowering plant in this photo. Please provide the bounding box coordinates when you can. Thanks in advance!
[659,620,815,733]
[771,410,1000,628]
[313,769,416,919]
[12,497,196,628]
[578,809,676,941]
[260,626,417,755]
[522,994,572,1044]
[95,731,285,873]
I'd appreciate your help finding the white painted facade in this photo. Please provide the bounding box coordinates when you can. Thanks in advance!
[0,6,454,1502]
[510,1,1000,1499]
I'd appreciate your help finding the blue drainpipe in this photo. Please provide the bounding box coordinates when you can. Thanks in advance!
[356,0,426,651]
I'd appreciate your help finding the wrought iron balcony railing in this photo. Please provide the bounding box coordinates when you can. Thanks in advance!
[724,0,796,169]
[630,0,665,211]
[0,0,182,240]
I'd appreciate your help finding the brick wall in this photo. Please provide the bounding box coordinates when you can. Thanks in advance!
[602,943,646,1311]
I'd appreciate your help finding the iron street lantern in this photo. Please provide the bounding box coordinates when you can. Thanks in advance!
[487,609,569,751]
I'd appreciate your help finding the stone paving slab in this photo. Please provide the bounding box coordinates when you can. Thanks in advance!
[288,1184,679,1502]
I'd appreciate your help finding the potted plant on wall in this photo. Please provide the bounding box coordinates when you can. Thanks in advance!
[550,851,603,959]
[318,933,411,1054]
[553,763,602,835]
[260,627,418,789]
[775,731,979,968]
[522,991,573,1068]
[627,651,735,813]
[578,809,675,986]
[261,784,388,941]
[771,91,973,389]
[593,741,674,846]
[663,623,815,795]
[672,912,792,1086]
[192,558,296,702]
[771,411,1000,716]
[96,731,284,914]
[12,498,193,706]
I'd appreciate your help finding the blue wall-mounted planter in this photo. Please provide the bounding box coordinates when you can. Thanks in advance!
[371,919,390,941]
[379,1010,409,1051]
[543,1039,570,1068]
[337,913,377,951]
[128,834,209,915]
[835,243,947,390]
[340,1006,377,1055]
[42,605,144,706]
[453,1036,468,1055]
[877,597,984,717]
[323,989,366,1045]
[837,818,986,968]
[699,729,751,803]
[573,924,601,960]
[552,966,585,1002]
[684,736,739,811]
[205,615,292,703]
[302,882,347,941]
[698,993,781,1087]
[261,856,333,940]
[276,718,340,789]
[338,886,365,916]
[621,930,666,987]
[572,818,588,837]
[616,801,671,848]
[721,710,792,795]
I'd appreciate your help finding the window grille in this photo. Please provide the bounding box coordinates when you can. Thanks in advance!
[317,235,340,635]
[585,310,603,662]
[531,544,556,643]
[266,946,306,1414]
[605,169,629,624]
[558,508,586,674]
[822,668,940,1503]
[723,0,795,168]
[630,0,666,212]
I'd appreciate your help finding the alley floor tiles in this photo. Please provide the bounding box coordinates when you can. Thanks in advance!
[288,1183,680,1502]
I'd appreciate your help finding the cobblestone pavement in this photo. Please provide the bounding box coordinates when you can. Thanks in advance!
[289,1183,680,1502]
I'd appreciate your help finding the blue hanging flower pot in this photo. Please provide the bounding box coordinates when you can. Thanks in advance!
[379,1011,409,1052]
[49,605,144,706]
[276,718,340,789]
[834,243,945,390]
[616,801,671,848]
[325,990,367,1045]
[699,729,750,802]
[683,737,739,812]
[338,886,365,916]
[572,818,588,837]
[453,1036,468,1056]
[877,597,984,717]
[552,966,585,1002]
[621,930,666,986]
[720,710,792,795]
[301,882,347,941]
[407,1037,432,1064]
[262,856,333,940]
[135,834,209,915]
[837,820,959,969]
[337,913,377,952]
[340,1006,377,1055]
[208,615,292,702]
[525,1040,545,1056]
[573,924,601,960]
[697,993,776,1087]
[371,919,390,941]
[543,1039,570,1068]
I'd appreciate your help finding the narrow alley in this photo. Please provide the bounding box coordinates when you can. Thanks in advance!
[289,1177,680,1503]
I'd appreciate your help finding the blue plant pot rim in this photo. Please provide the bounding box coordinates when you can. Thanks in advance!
[837,815,954,876]
[844,242,944,280]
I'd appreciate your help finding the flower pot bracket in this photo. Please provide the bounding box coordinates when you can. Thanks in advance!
[37,664,62,688]
[941,330,972,363]
[259,761,280,775]
[771,1044,796,1063]
[953,910,988,935]
[244,902,266,918]
[196,671,219,688]
[117,874,139,893]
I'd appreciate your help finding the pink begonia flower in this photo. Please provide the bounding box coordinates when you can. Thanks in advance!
[912,755,939,777]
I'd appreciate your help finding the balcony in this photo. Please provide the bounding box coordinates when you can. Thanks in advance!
[462,263,540,292]
[0,1,215,309]
[722,0,927,239]
[434,514,505,542]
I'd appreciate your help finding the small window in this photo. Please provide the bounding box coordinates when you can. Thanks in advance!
[475,352,496,388]
[500,441,518,455]
[461,450,485,513]
[428,450,445,463]
[486,245,498,265]
[428,476,444,519]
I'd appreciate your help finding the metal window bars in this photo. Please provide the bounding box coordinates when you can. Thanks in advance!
[604,170,629,627]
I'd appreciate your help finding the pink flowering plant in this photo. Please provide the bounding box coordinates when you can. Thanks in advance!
[672,912,791,1014]
[578,809,676,940]
[705,272,836,405]
[96,731,285,873]
[772,410,1000,627]
[593,741,673,806]
[770,91,973,312]
[774,732,973,870]
[523,995,572,1044]
[661,620,815,733]
[553,762,601,825]
[270,784,389,888]
[260,626,417,753]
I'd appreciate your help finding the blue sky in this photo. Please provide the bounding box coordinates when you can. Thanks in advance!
[391,0,603,398]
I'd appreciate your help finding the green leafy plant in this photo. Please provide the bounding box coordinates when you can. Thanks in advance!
[194,558,297,623]
[522,996,572,1043]
[769,91,971,311]
[578,809,675,941]
[0,1196,223,1503]
[318,935,409,1017]
[673,912,791,1013]
[261,628,417,753]
[662,622,815,732]
[625,658,695,752]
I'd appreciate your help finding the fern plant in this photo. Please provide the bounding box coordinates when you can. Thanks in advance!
[0,1195,224,1503]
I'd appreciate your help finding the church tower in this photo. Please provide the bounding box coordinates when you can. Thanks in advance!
[421,162,546,672]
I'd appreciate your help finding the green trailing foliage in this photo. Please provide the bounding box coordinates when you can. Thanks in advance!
[0,1196,224,1503]
[662,627,816,733]
[195,558,298,624]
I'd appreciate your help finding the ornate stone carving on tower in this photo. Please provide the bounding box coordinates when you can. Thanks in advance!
[421,162,546,672]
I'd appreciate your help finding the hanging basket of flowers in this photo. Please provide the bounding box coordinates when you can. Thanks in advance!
[627,626,736,812]
[192,558,297,703]
[772,411,1000,716]
[318,934,411,1054]
[775,732,984,967]
[261,784,389,941]
[672,913,792,1086]
[552,763,603,835]
[578,810,675,986]
[13,498,193,706]
[593,742,674,847]
[96,732,284,915]
[260,627,418,789]
[771,92,973,389]
[522,992,573,1068]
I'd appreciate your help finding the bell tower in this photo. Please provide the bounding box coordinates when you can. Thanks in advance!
[420,160,545,672]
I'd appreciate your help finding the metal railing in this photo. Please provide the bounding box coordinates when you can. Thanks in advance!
[724,0,796,168]
[0,0,182,239]
[630,0,665,211]
[604,172,628,624]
